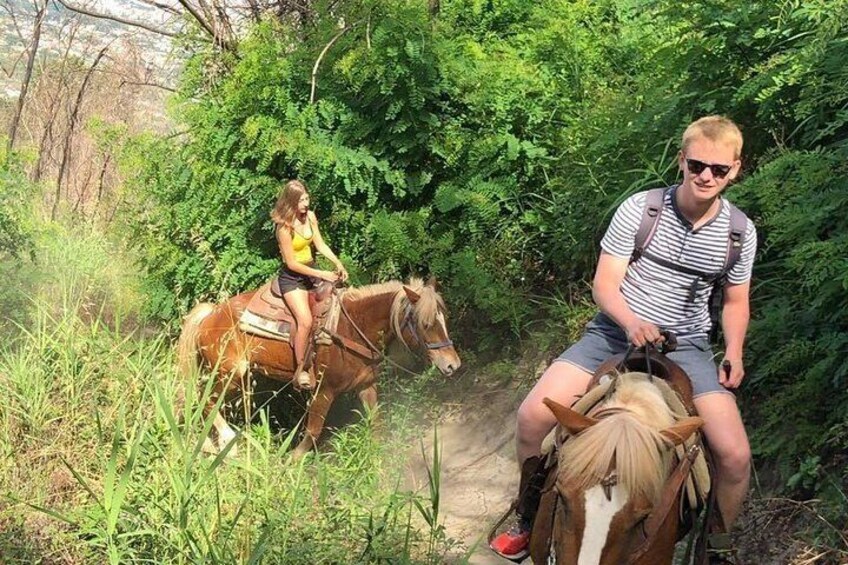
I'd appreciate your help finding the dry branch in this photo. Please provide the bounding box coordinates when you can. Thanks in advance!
[176,0,220,42]
[137,0,183,16]
[310,20,362,104]
[54,0,180,37]
[53,46,109,220]
[119,79,178,93]
[7,0,46,155]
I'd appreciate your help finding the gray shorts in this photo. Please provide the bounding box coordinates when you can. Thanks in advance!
[556,313,732,397]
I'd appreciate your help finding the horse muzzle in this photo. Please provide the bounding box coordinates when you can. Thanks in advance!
[431,348,461,376]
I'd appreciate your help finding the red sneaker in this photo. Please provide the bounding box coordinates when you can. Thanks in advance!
[489,521,531,562]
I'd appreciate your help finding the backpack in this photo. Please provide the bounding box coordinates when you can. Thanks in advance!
[629,186,748,342]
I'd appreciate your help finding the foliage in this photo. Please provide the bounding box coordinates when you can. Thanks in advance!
[0,150,35,260]
[733,149,848,500]
[122,0,848,511]
[0,224,455,563]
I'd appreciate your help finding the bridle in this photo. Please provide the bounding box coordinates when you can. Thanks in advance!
[399,303,455,352]
[324,289,453,376]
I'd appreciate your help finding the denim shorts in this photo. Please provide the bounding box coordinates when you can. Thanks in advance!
[278,265,317,294]
[555,313,732,397]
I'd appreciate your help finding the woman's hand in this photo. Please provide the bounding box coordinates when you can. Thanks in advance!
[335,264,349,283]
[319,270,339,283]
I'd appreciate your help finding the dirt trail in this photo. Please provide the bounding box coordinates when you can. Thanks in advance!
[405,375,836,565]
[407,382,528,564]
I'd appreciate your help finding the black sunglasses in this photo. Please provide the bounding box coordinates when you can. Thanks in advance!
[685,158,732,179]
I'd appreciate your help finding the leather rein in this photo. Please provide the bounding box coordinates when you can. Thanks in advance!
[320,289,453,376]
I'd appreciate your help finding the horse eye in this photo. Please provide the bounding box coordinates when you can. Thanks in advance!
[635,508,652,524]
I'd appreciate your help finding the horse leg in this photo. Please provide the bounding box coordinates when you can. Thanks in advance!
[200,390,241,457]
[201,357,250,458]
[210,410,239,457]
[358,385,378,414]
[357,383,384,437]
[292,388,336,459]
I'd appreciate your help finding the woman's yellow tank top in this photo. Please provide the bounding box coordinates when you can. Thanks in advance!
[290,223,314,264]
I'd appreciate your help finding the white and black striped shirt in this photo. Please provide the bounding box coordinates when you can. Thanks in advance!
[600,187,757,338]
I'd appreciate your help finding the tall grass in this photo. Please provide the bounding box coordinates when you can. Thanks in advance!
[0,223,454,563]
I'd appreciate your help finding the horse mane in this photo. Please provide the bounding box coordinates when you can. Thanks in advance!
[341,278,445,338]
[342,281,404,302]
[560,374,677,505]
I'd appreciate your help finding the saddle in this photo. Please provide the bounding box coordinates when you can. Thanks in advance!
[238,277,340,344]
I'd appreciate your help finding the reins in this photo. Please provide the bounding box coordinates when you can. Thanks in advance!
[322,287,450,377]
[617,330,679,378]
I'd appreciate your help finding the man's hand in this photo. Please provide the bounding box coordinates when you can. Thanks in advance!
[624,319,664,347]
[719,358,745,389]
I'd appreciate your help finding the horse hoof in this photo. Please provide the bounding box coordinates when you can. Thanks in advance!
[201,436,218,455]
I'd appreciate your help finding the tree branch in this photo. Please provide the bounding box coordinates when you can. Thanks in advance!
[211,0,235,42]
[7,0,46,156]
[0,0,26,43]
[245,0,262,22]
[137,0,183,16]
[54,0,181,37]
[119,79,178,93]
[310,20,362,104]
[176,0,217,40]
[53,45,109,220]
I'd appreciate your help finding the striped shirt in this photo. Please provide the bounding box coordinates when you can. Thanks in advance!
[600,186,757,338]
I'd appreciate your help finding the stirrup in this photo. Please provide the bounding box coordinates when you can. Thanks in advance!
[489,518,531,563]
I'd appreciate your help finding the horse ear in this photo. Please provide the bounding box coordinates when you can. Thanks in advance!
[659,417,704,446]
[403,285,421,303]
[543,397,598,435]
[426,275,440,290]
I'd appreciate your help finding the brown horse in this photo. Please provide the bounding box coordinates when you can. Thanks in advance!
[538,373,704,564]
[178,277,461,458]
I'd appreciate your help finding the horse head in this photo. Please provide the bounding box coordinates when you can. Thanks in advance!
[541,374,703,564]
[391,277,461,376]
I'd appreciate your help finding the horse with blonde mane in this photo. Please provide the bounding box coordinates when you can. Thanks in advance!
[178,277,460,458]
[536,369,706,565]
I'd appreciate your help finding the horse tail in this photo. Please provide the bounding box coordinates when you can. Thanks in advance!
[177,302,217,378]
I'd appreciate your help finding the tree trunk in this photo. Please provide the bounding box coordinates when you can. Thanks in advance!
[7,1,46,157]
[53,46,108,220]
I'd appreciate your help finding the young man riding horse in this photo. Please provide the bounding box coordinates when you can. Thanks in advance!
[490,116,757,563]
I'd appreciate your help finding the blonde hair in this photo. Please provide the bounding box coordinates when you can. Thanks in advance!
[270,180,307,228]
[560,374,677,506]
[682,116,743,159]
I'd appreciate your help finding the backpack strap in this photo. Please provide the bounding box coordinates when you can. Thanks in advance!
[721,202,748,280]
[631,187,669,264]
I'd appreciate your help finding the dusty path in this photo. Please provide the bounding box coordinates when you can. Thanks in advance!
[407,381,528,564]
[404,370,840,565]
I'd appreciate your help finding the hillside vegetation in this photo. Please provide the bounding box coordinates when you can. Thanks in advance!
[1,0,846,561]
[124,0,847,516]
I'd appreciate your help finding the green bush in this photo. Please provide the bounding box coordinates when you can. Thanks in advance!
[120,0,848,507]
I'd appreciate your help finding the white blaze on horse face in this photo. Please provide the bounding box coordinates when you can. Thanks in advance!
[436,311,448,337]
[578,484,628,565]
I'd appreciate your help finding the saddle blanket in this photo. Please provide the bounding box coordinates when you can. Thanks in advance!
[237,286,340,345]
